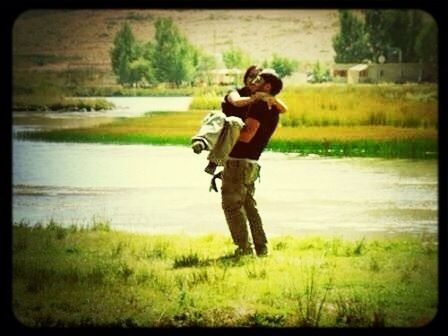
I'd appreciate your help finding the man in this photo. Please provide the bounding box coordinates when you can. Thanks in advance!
[221,69,284,257]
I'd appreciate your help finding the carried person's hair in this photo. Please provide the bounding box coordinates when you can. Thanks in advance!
[243,65,261,85]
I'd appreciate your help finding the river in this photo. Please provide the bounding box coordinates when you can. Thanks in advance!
[12,97,438,238]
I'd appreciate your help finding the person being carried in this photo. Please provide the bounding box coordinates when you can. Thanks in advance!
[191,65,287,176]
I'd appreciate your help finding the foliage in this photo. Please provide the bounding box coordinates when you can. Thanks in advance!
[109,22,141,86]
[363,9,425,63]
[263,54,298,78]
[109,18,208,87]
[191,50,217,85]
[308,61,331,83]
[150,18,198,86]
[334,10,437,64]
[128,58,154,86]
[332,10,371,63]
[222,46,251,69]
[415,19,438,64]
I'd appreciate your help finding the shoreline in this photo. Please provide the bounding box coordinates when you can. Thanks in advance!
[12,219,439,241]
[14,131,438,160]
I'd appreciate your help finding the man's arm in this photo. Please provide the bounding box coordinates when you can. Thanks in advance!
[238,117,260,143]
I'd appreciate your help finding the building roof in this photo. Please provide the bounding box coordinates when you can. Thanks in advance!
[349,64,368,72]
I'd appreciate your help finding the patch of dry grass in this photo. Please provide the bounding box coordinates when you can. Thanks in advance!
[278,83,437,128]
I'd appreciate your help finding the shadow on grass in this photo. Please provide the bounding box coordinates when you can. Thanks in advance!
[172,251,254,269]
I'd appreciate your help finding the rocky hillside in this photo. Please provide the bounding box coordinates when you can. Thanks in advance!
[12,9,339,72]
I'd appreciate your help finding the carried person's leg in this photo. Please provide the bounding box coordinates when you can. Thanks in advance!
[207,117,244,174]
[191,111,226,153]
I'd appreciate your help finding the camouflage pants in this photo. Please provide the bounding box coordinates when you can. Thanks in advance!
[221,158,267,253]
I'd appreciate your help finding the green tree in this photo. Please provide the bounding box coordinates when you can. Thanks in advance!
[222,46,251,69]
[415,18,438,64]
[364,9,424,62]
[128,59,154,86]
[332,10,372,63]
[193,52,217,85]
[401,10,424,62]
[364,9,393,61]
[109,22,140,86]
[263,54,298,78]
[150,18,197,86]
[309,61,331,83]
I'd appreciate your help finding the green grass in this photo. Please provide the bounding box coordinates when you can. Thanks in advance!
[16,130,437,159]
[12,220,438,327]
[267,138,437,159]
[14,110,437,159]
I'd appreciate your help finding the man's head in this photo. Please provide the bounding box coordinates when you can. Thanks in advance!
[252,68,283,96]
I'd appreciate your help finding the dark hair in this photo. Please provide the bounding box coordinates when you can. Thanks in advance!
[260,73,283,96]
[243,65,260,85]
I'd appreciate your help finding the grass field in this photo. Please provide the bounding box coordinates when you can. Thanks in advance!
[12,220,438,328]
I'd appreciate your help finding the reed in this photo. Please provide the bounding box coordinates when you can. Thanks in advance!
[188,83,438,128]
[278,83,437,128]
[13,95,114,112]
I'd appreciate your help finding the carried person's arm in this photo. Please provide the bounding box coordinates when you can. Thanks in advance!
[270,97,288,114]
[253,92,288,113]
[227,89,255,107]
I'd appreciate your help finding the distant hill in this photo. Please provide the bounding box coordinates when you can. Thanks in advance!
[12,9,339,73]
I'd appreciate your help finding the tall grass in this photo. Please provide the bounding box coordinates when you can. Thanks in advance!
[278,83,437,128]
[12,221,437,327]
[189,83,438,128]
[189,92,222,110]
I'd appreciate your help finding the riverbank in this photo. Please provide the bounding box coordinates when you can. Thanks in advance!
[13,95,115,112]
[15,111,438,159]
[12,221,437,327]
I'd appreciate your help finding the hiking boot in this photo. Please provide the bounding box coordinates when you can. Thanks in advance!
[255,245,269,257]
[204,161,218,175]
[192,141,205,154]
[234,246,253,257]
